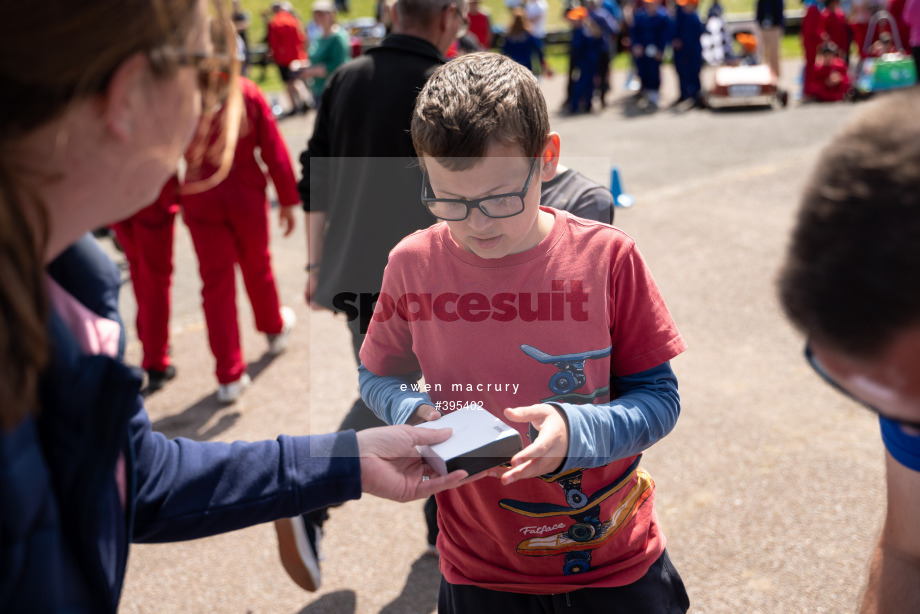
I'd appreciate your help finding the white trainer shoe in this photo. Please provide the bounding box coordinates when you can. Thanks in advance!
[217,373,251,404]
[267,306,296,355]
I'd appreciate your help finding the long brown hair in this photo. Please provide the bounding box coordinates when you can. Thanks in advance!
[507,8,531,38]
[0,0,238,431]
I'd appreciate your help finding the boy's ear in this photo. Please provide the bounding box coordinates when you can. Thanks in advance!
[539,133,561,182]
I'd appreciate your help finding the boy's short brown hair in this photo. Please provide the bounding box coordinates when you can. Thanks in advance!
[411,52,550,170]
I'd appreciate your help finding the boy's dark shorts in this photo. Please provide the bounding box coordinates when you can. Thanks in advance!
[438,548,690,613]
[277,63,297,83]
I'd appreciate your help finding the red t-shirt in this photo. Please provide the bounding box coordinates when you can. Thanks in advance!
[361,208,686,592]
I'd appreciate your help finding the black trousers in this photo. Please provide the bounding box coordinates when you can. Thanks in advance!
[438,549,690,614]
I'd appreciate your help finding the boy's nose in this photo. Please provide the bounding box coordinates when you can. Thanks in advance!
[467,207,493,230]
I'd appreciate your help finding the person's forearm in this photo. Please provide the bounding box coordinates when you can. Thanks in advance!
[306,211,325,266]
[555,362,679,472]
[302,64,329,78]
[861,538,920,613]
[358,362,433,425]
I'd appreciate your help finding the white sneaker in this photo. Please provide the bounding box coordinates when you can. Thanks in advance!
[217,373,251,404]
[267,306,296,355]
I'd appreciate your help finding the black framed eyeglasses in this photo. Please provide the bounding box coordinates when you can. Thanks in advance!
[804,342,920,432]
[421,158,539,221]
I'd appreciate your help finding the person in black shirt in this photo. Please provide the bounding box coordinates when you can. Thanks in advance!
[274,0,471,593]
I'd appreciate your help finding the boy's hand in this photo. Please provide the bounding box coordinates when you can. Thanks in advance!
[407,403,441,425]
[493,404,569,485]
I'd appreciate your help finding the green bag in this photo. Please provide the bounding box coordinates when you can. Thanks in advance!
[856,10,918,93]
[856,54,918,93]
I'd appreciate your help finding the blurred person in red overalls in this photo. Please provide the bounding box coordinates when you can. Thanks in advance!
[182,76,300,404]
[801,0,824,99]
[110,176,180,392]
[821,0,851,58]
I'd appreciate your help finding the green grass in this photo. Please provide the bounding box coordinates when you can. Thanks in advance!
[237,0,759,47]
[237,0,566,43]
[238,0,798,93]
[240,0,755,41]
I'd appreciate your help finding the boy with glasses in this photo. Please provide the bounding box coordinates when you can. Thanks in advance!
[778,89,920,612]
[358,52,690,612]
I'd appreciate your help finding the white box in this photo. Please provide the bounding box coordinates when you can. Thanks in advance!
[415,404,523,476]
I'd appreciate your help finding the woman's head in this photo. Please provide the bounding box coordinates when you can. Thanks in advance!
[1,0,220,141]
[0,0,239,430]
[2,0,240,223]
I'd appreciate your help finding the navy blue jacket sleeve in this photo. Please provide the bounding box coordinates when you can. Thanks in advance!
[128,398,362,543]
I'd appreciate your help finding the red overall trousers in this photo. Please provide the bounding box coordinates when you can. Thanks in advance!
[111,177,179,372]
[182,77,300,384]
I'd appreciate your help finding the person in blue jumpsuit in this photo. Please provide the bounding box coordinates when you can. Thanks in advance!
[566,6,603,113]
[566,2,619,113]
[596,0,623,106]
[671,0,704,106]
[631,0,671,108]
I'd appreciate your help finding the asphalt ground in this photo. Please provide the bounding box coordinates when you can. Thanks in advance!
[114,59,881,613]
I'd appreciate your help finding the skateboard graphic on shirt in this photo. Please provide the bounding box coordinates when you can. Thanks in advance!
[519,344,611,395]
[499,465,654,575]
[501,342,652,576]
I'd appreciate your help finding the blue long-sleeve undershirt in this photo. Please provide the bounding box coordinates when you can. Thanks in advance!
[358,361,680,472]
[358,365,433,425]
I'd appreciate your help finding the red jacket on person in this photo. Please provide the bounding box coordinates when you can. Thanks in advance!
[184,77,300,207]
[267,11,307,66]
[468,10,492,49]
